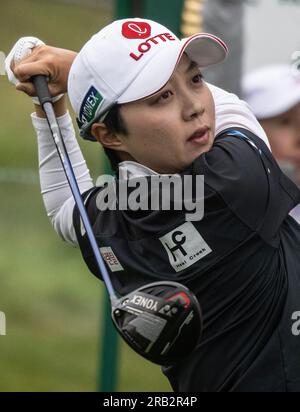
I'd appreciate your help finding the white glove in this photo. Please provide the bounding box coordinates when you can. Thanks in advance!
[5,36,64,105]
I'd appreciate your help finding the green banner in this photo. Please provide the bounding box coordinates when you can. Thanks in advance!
[115,0,184,36]
[145,0,184,36]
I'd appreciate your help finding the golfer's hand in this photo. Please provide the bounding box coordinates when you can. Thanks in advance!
[12,45,77,98]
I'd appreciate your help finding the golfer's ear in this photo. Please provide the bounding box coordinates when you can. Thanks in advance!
[91,122,124,151]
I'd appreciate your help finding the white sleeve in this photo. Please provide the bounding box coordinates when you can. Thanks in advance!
[207,83,272,151]
[31,111,94,246]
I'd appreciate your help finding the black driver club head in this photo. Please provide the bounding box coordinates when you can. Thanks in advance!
[111,281,202,365]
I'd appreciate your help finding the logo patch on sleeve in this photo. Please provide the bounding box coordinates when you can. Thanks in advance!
[159,222,212,273]
[100,247,124,272]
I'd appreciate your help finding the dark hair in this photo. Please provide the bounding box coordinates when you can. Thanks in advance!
[103,105,128,173]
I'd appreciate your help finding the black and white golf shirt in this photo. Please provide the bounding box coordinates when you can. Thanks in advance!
[73,128,300,392]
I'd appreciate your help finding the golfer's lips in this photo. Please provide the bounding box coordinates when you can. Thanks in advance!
[187,126,210,145]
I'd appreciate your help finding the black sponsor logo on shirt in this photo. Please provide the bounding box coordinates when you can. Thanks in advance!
[159,222,212,273]
[165,231,187,262]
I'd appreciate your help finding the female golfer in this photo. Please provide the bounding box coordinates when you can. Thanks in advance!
[7,19,300,392]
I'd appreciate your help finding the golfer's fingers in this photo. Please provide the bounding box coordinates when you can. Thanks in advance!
[15,81,35,96]
[12,45,75,94]
[13,61,51,82]
[16,81,59,98]
[12,45,54,79]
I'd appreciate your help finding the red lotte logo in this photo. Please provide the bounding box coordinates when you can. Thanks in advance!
[130,35,177,61]
[122,21,152,39]
[122,21,177,61]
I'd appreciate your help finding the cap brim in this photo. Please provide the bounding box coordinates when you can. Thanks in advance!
[242,64,300,119]
[256,90,300,119]
[118,33,228,104]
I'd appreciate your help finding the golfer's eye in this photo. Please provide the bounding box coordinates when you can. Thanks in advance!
[280,117,292,126]
[192,73,204,84]
[157,90,173,103]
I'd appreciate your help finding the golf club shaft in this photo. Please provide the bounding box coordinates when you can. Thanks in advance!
[32,75,117,301]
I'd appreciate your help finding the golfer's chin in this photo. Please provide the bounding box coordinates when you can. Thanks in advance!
[189,139,214,165]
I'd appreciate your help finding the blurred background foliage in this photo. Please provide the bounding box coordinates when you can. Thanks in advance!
[0,0,171,392]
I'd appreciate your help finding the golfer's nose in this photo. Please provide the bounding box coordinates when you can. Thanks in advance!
[182,93,205,121]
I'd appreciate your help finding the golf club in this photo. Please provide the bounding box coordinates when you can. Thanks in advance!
[31,74,203,365]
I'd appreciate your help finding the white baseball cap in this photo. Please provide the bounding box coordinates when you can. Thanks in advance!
[68,18,228,141]
[242,64,300,120]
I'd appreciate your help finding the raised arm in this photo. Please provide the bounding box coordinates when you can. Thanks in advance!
[6,38,93,246]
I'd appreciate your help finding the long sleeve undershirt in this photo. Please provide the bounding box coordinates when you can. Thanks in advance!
[32,111,93,246]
